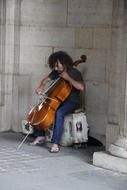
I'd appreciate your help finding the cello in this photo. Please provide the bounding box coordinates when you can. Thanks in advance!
[27,55,87,130]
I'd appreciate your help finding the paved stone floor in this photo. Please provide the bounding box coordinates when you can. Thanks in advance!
[0,132,127,190]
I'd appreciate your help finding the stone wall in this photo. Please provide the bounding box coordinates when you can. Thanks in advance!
[0,0,122,146]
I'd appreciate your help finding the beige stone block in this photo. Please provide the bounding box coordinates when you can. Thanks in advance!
[20,26,75,47]
[6,0,15,24]
[86,112,107,145]
[112,0,124,27]
[4,74,13,95]
[18,75,32,121]
[85,81,108,114]
[95,1,113,25]
[83,49,106,81]
[75,28,93,48]
[0,74,4,106]
[11,75,31,132]
[0,94,12,131]
[111,28,123,50]
[5,25,15,46]
[68,0,112,26]
[87,112,107,135]
[74,49,106,81]
[93,28,111,49]
[6,0,22,25]
[5,45,15,74]
[21,0,67,27]
[105,49,111,81]
[0,74,14,106]
[110,48,123,74]
[19,46,52,75]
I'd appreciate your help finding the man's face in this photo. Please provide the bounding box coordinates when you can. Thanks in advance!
[54,61,65,73]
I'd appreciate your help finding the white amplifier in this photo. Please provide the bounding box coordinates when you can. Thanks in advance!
[60,112,88,147]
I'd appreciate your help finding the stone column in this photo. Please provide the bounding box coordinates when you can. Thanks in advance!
[93,0,127,173]
[108,0,127,159]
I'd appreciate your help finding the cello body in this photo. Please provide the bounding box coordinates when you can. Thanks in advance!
[27,55,86,130]
[27,78,71,130]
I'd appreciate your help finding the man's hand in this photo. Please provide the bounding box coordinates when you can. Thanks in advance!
[35,87,43,95]
[60,71,70,81]
[35,76,51,95]
[60,71,84,91]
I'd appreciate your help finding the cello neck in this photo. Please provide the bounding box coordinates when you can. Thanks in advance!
[73,55,87,67]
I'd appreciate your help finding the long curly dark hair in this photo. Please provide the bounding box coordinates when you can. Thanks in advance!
[48,51,73,70]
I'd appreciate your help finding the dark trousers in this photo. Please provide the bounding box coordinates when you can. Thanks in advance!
[33,100,79,144]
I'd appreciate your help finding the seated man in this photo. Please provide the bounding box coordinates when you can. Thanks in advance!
[30,51,85,153]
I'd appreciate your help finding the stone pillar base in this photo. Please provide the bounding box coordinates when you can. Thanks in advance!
[93,151,127,174]
[109,136,127,159]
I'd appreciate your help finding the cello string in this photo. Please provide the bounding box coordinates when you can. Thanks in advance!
[41,77,60,95]
[39,95,58,106]
[44,96,58,102]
